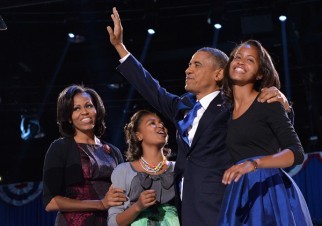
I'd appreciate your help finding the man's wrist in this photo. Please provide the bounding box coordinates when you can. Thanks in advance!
[119,52,130,63]
[285,101,293,113]
[286,106,292,113]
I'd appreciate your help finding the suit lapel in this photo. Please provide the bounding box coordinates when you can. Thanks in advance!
[189,94,224,151]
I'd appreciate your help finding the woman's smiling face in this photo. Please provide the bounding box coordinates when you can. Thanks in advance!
[71,92,97,136]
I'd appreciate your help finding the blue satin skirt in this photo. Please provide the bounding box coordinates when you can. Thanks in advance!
[217,160,312,226]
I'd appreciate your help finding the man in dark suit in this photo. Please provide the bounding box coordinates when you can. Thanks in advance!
[107,7,291,226]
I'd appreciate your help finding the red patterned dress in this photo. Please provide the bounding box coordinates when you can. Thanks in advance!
[55,143,117,226]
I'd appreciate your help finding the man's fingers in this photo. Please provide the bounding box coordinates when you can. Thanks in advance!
[113,7,120,19]
[258,88,279,103]
[266,93,282,103]
[106,26,113,35]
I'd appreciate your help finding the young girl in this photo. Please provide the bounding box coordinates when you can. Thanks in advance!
[218,40,312,225]
[108,110,179,226]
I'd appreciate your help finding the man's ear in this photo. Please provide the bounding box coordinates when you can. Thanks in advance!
[214,69,224,82]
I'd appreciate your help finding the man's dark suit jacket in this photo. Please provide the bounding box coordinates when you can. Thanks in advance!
[117,54,232,226]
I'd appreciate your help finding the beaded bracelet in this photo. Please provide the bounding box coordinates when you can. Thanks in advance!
[248,159,258,172]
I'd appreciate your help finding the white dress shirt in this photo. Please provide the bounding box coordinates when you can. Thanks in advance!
[119,53,130,63]
[186,91,220,146]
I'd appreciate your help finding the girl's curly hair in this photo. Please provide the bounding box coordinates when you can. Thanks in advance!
[124,109,171,161]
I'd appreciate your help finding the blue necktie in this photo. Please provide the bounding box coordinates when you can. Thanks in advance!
[178,101,202,144]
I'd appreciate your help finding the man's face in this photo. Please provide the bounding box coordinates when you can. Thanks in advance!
[185,51,220,99]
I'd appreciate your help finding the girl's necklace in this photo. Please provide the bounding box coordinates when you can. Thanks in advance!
[139,156,167,174]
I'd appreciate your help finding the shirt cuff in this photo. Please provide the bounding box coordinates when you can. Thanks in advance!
[119,53,130,63]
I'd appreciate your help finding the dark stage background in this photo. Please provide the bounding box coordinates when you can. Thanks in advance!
[0,0,322,186]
